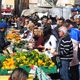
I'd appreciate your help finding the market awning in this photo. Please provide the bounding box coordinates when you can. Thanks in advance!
[21,9,37,16]
[1,8,13,13]
[1,12,13,16]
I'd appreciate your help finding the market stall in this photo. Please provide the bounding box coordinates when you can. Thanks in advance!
[0,28,59,80]
[0,50,58,79]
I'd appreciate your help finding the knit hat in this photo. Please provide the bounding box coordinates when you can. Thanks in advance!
[59,26,68,34]
[71,8,77,12]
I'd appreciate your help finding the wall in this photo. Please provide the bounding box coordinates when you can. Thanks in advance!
[29,0,38,3]
[2,0,14,9]
[56,0,75,7]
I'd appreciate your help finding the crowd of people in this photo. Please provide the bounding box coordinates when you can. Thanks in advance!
[0,7,80,80]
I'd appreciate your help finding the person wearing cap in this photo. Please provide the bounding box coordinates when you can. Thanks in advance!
[0,20,10,54]
[71,8,78,17]
[53,26,73,80]
[77,8,80,14]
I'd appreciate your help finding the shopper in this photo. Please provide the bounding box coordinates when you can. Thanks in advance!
[9,68,28,80]
[65,19,79,80]
[54,26,73,80]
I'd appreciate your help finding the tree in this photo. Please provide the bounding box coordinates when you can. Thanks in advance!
[14,0,29,16]
[14,0,19,16]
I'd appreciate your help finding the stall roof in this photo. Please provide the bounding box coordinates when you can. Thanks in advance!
[1,12,13,16]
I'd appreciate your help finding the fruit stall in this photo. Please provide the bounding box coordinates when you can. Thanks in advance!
[0,29,58,80]
[0,50,57,79]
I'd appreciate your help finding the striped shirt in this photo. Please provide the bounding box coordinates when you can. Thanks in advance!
[59,34,73,60]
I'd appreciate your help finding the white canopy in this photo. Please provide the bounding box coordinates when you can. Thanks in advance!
[1,12,13,16]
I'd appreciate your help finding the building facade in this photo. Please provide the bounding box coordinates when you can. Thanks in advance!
[2,0,14,9]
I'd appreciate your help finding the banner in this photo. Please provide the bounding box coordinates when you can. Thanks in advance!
[36,67,52,80]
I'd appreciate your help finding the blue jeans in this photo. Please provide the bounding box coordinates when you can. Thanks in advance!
[60,59,71,80]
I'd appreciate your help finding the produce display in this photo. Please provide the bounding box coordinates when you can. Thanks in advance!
[6,29,21,43]
[0,29,58,77]
[1,57,15,70]
[14,40,28,48]
[1,50,55,70]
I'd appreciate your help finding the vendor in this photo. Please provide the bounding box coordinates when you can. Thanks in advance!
[0,20,10,54]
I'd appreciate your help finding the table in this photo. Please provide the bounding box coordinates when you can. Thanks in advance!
[0,74,35,80]
[0,75,9,80]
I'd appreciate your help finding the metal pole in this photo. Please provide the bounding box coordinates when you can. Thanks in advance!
[14,0,19,16]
